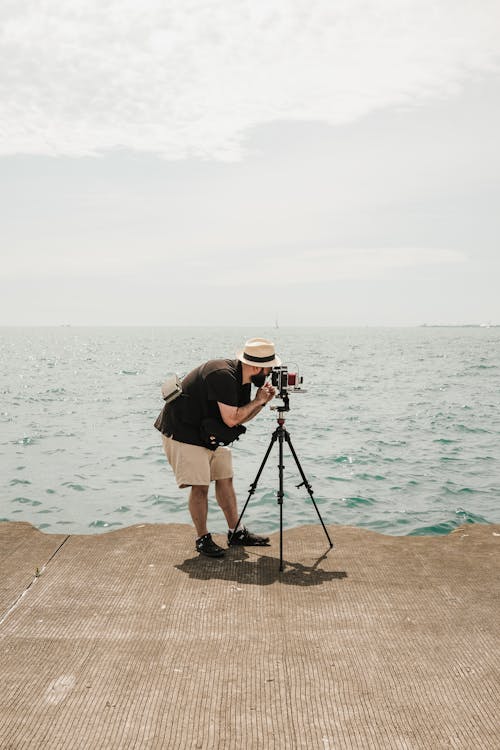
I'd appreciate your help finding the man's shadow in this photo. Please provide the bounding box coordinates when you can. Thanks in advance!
[175,547,347,586]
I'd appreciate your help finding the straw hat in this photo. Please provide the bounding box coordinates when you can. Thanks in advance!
[237,338,281,367]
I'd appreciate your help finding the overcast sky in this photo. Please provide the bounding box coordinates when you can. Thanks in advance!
[1,0,499,326]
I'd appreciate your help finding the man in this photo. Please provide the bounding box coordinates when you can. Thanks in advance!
[155,338,280,558]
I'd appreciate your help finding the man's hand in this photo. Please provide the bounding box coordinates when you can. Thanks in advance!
[255,383,276,404]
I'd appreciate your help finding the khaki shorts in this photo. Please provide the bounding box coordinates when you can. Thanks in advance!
[162,435,233,488]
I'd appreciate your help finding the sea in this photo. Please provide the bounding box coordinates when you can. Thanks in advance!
[1,326,499,537]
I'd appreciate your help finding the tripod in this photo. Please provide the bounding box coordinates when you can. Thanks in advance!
[233,395,334,572]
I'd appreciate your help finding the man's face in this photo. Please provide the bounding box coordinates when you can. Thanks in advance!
[250,367,270,387]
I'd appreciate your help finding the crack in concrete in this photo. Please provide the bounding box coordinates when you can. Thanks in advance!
[0,535,71,626]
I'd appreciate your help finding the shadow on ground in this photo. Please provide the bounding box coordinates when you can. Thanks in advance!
[175,547,347,586]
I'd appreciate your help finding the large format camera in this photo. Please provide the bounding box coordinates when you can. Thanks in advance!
[271,366,304,396]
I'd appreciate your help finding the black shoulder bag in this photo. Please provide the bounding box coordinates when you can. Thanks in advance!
[199,418,246,450]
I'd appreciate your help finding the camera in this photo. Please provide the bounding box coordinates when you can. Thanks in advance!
[271,366,303,395]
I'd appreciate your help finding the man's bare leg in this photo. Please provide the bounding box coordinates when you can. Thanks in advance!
[188,485,209,538]
[215,477,240,530]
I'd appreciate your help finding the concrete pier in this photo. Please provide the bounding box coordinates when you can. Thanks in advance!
[1,521,499,749]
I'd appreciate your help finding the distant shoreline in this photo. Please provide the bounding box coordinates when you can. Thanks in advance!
[0,323,499,329]
[420,323,499,328]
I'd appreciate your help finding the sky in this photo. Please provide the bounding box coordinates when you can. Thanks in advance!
[1,0,499,326]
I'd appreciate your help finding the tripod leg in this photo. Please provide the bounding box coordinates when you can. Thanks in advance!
[278,427,284,572]
[285,431,334,549]
[231,429,278,540]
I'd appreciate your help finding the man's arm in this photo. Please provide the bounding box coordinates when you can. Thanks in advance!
[218,384,276,427]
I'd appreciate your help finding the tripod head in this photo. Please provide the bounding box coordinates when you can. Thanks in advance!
[270,392,290,413]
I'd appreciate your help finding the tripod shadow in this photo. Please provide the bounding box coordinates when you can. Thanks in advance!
[175,547,347,587]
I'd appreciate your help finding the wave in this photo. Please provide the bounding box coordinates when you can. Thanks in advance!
[409,508,491,536]
[12,497,42,507]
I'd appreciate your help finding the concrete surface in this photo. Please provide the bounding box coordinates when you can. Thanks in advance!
[0,521,499,749]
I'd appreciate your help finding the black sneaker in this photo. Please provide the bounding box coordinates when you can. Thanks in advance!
[195,533,225,558]
[228,527,270,547]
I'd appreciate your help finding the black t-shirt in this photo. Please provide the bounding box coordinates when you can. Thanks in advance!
[156,359,251,446]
